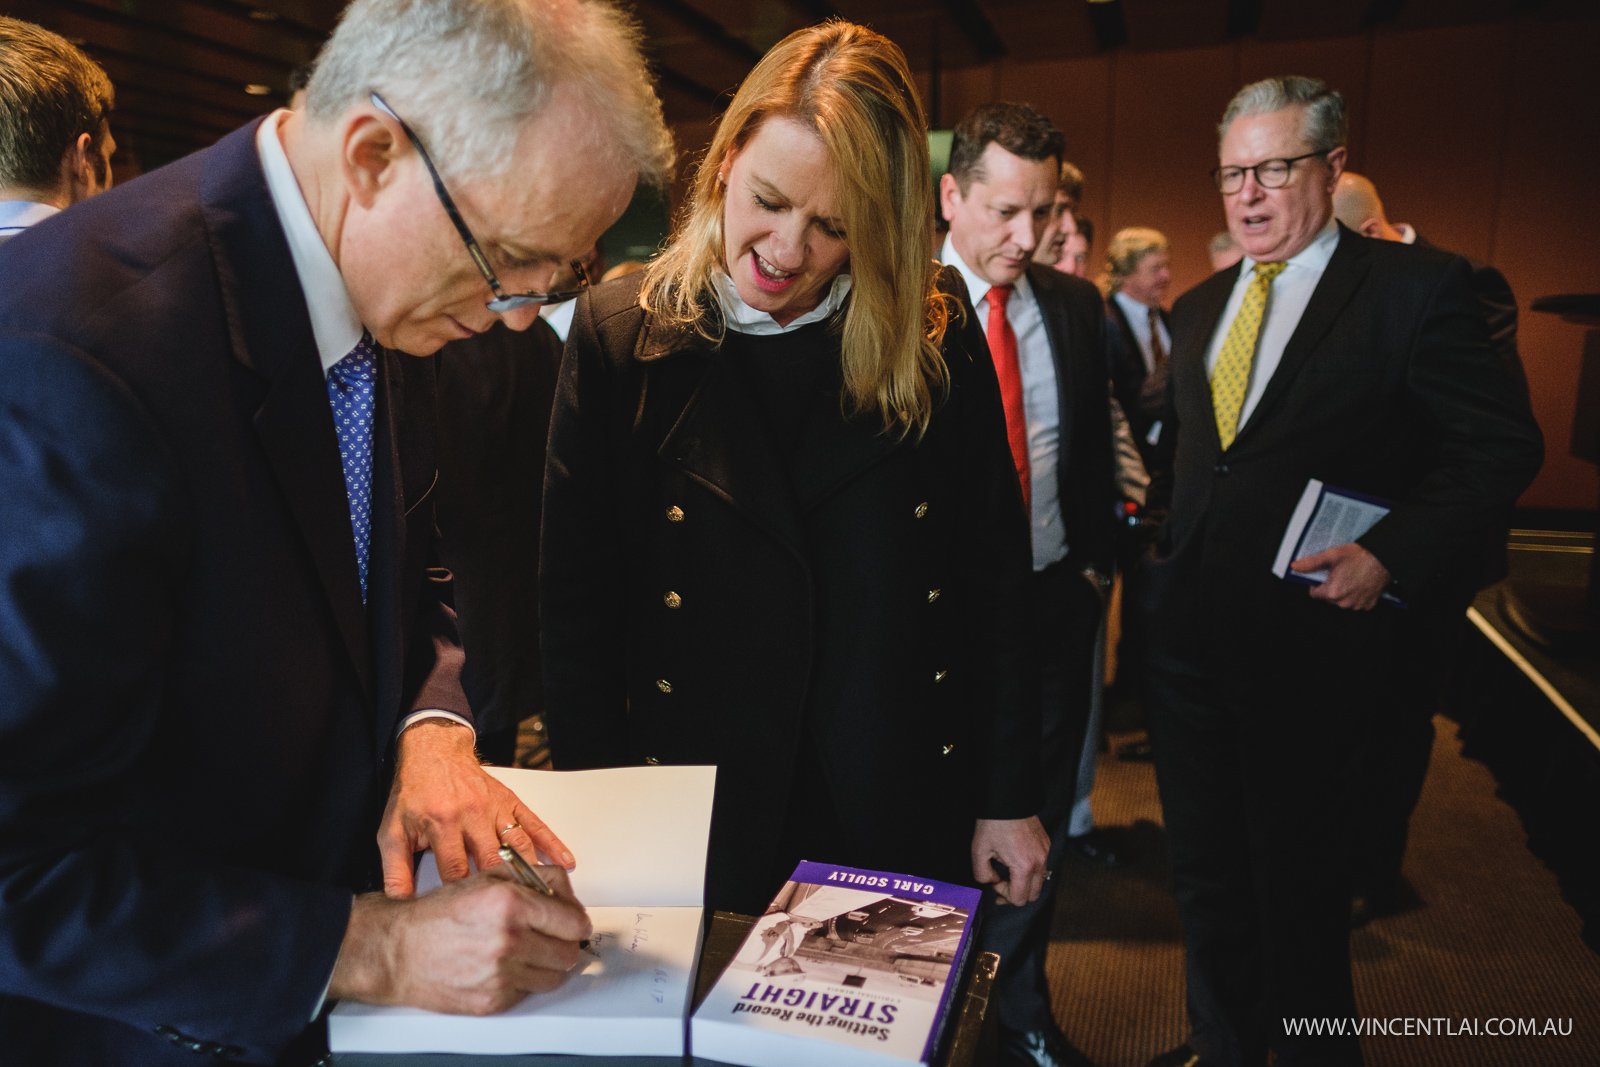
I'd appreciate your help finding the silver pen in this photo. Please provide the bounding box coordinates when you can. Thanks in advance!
[497,844,598,957]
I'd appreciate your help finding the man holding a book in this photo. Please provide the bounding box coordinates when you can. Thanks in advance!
[1139,76,1542,1067]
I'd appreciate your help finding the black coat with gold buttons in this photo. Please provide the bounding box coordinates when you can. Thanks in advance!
[541,268,1043,913]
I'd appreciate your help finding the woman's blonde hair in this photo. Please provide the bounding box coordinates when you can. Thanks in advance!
[1099,227,1169,297]
[640,21,951,437]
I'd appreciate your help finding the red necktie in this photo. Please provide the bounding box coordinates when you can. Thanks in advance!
[985,285,1030,516]
[1148,305,1168,367]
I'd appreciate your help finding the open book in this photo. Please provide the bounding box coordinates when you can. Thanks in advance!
[692,862,982,1067]
[1272,478,1405,606]
[329,764,716,1057]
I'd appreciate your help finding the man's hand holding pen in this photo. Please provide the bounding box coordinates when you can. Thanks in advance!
[328,864,593,1015]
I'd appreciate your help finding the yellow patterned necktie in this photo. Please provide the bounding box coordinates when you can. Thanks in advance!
[1210,260,1287,449]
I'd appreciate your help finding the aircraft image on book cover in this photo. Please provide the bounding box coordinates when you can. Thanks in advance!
[739,882,968,1000]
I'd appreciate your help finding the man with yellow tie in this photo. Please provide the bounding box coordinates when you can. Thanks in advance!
[1139,78,1542,1067]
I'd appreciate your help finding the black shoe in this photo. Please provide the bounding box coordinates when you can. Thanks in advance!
[1145,1045,1213,1067]
[1117,739,1154,762]
[999,1024,1097,1067]
[1070,830,1122,867]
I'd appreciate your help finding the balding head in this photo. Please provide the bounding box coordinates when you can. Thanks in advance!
[1333,172,1401,242]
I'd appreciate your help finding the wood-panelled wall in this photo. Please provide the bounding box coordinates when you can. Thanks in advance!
[672,15,1600,511]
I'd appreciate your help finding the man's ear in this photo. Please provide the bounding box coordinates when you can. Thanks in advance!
[1323,145,1348,189]
[938,171,962,222]
[1359,218,1384,239]
[342,108,404,210]
[56,132,96,206]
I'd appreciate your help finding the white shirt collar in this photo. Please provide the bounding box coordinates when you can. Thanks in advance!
[540,297,577,343]
[1114,289,1157,319]
[940,234,1033,310]
[0,200,60,231]
[1395,223,1417,245]
[1241,216,1340,278]
[255,110,364,375]
[711,270,852,335]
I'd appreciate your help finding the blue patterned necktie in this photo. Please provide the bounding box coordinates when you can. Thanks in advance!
[327,332,377,603]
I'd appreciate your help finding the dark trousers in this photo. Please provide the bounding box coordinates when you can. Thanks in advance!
[1144,633,1386,1067]
[980,560,1103,1034]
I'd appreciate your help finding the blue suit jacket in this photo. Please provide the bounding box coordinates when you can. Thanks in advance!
[0,119,468,1064]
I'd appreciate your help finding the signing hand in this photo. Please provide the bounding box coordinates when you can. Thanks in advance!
[1291,542,1393,611]
[972,816,1051,907]
[378,720,575,899]
[330,864,592,1014]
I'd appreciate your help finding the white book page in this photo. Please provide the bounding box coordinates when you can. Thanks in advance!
[330,906,704,1055]
[487,764,716,906]
[1272,479,1325,578]
[1291,490,1391,583]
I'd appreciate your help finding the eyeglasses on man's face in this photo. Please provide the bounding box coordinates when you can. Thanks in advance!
[1211,151,1329,195]
[369,92,589,314]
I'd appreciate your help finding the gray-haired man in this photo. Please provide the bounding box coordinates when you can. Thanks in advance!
[1141,77,1540,1067]
[0,17,116,242]
[0,0,672,1062]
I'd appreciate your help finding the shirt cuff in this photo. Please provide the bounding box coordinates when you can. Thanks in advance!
[395,709,476,739]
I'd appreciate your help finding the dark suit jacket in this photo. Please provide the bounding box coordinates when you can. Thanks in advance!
[435,319,566,740]
[540,269,1043,913]
[1413,234,1528,591]
[1107,292,1171,465]
[1145,224,1543,672]
[1021,265,1118,581]
[0,120,467,1065]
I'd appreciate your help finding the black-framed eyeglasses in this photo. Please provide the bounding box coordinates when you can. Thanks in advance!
[370,92,588,314]
[1210,151,1329,194]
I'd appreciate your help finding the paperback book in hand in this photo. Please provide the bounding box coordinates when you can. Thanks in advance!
[693,861,982,1067]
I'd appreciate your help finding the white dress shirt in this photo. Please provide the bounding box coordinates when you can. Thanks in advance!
[0,199,59,240]
[540,297,577,343]
[712,270,852,335]
[257,110,472,744]
[1204,218,1341,430]
[1113,289,1171,375]
[1395,223,1417,245]
[941,237,1067,571]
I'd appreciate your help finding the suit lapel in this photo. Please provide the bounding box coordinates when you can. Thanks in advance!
[1173,265,1239,456]
[1235,225,1370,445]
[199,119,372,699]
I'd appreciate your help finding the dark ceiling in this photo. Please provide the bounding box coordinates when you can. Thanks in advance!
[3,0,1589,171]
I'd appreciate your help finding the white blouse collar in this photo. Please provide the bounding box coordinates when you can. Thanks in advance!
[712,270,852,336]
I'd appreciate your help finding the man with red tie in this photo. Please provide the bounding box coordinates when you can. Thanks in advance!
[940,102,1117,1067]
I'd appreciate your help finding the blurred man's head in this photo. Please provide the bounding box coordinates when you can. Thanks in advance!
[1104,227,1170,307]
[940,102,1063,288]
[1214,76,1346,263]
[0,17,116,208]
[1033,159,1085,265]
[1209,230,1243,272]
[292,0,674,355]
[1332,172,1404,242]
[1057,215,1091,277]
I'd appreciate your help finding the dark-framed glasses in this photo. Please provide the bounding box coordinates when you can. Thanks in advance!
[369,92,588,314]
[1211,151,1329,195]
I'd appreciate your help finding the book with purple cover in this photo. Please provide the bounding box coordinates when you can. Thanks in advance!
[691,861,982,1067]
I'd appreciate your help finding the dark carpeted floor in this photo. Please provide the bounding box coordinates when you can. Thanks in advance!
[1046,718,1600,1067]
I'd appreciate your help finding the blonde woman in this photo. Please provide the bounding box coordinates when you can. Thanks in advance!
[540,21,1047,916]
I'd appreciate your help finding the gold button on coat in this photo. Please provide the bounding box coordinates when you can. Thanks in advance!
[941,744,955,756]
[656,679,672,694]
[664,591,682,609]
[934,669,948,683]
[645,756,660,766]
[914,502,929,519]
[927,588,941,603]
[666,506,684,522]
